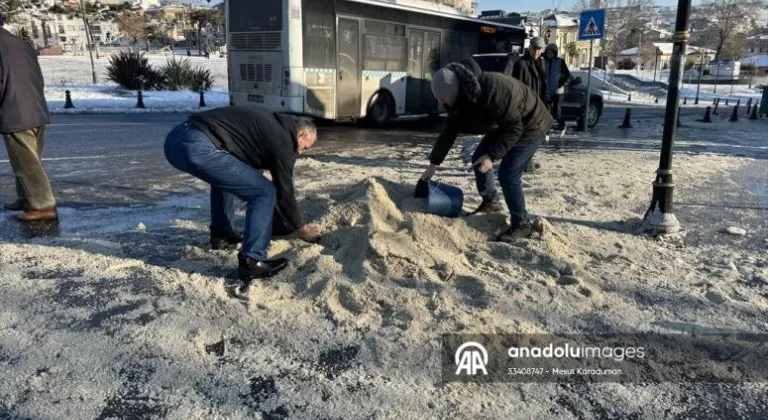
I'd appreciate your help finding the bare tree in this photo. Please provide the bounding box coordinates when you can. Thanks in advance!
[602,0,655,68]
[694,0,762,60]
[116,10,148,49]
[0,0,29,24]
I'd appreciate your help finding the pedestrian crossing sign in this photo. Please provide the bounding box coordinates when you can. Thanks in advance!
[579,9,606,41]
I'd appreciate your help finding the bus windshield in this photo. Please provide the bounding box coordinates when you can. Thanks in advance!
[229,0,282,32]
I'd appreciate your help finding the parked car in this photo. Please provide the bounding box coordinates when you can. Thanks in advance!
[472,53,604,128]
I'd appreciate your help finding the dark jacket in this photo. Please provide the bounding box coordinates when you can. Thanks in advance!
[544,44,571,96]
[429,58,552,165]
[188,106,305,230]
[511,50,547,101]
[0,27,50,134]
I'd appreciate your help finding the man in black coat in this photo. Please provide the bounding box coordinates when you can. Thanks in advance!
[512,37,547,102]
[164,106,322,290]
[420,58,551,241]
[0,15,58,221]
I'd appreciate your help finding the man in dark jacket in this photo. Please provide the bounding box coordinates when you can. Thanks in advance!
[420,58,551,241]
[0,16,58,221]
[544,43,572,131]
[512,37,547,102]
[164,106,322,289]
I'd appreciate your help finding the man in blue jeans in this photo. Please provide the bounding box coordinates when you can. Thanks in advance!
[421,58,551,241]
[164,106,321,289]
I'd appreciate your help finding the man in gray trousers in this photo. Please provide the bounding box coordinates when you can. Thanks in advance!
[0,15,57,221]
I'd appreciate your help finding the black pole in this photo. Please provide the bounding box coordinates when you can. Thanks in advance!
[694,39,704,104]
[643,0,692,234]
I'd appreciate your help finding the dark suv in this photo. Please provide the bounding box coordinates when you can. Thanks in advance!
[472,53,603,128]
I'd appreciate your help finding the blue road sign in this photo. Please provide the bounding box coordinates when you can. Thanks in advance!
[579,9,606,41]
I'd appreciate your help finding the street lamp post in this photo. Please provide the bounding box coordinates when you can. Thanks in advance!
[79,0,98,84]
[749,58,756,88]
[653,49,661,82]
[694,49,704,104]
[642,0,692,235]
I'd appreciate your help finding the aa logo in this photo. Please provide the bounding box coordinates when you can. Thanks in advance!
[455,342,489,375]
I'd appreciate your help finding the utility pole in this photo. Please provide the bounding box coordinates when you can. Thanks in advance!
[642,0,692,235]
[79,0,98,84]
[694,49,704,104]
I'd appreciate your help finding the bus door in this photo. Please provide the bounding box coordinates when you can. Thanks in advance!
[407,30,441,114]
[424,31,441,112]
[337,17,361,117]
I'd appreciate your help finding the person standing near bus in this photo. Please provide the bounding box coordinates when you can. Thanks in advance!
[544,43,571,132]
[420,58,552,241]
[512,37,548,170]
[512,37,547,102]
[1,14,58,221]
[164,106,322,291]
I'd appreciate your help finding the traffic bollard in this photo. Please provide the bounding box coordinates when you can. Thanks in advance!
[697,106,713,123]
[750,104,759,120]
[64,90,75,109]
[199,90,207,108]
[677,106,682,127]
[729,105,739,122]
[655,97,659,104]
[619,108,633,128]
[725,98,729,106]
[136,90,146,109]
[683,97,687,105]
[627,93,632,102]
[713,99,720,115]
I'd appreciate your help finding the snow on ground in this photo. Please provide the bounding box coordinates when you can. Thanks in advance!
[46,84,229,114]
[39,55,229,89]
[40,55,230,114]
[1,119,767,418]
[603,70,765,106]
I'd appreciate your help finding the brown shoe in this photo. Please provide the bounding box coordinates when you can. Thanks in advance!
[16,208,58,222]
[4,199,29,212]
[496,217,546,242]
[470,199,503,215]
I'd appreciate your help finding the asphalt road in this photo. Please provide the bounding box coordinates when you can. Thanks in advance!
[0,106,764,209]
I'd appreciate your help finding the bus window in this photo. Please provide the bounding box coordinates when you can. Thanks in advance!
[303,0,336,69]
[229,0,281,32]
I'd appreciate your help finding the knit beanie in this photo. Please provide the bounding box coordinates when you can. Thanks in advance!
[431,68,460,99]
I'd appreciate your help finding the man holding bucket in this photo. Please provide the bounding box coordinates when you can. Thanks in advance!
[420,58,551,241]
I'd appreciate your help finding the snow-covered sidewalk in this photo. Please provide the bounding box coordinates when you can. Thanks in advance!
[46,84,229,114]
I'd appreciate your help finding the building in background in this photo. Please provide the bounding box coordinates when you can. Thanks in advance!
[542,13,602,69]
[746,33,768,57]
[619,43,715,72]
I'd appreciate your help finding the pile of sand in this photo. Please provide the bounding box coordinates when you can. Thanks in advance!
[247,175,594,340]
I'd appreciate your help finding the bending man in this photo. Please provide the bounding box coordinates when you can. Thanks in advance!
[421,58,552,241]
[164,106,322,289]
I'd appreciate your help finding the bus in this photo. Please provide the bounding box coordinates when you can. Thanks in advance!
[226,0,526,123]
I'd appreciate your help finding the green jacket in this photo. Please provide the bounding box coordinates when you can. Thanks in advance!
[429,58,552,166]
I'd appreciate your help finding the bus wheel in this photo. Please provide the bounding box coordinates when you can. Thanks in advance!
[366,92,394,126]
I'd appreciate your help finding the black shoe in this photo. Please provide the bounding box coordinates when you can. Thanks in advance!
[470,198,503,215]
[525,161,542,173]
[210,227,243,250]
[4,199,29,212]
[237,256,289,282]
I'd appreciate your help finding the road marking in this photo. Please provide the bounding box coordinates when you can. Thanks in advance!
[0,153,150,164]
[48,122,178,127]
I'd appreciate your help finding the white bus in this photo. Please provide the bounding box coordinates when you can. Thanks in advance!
[226,0,526,124]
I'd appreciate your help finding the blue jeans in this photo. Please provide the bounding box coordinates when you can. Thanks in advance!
[472,135,544,228]
[163,123,275,261]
